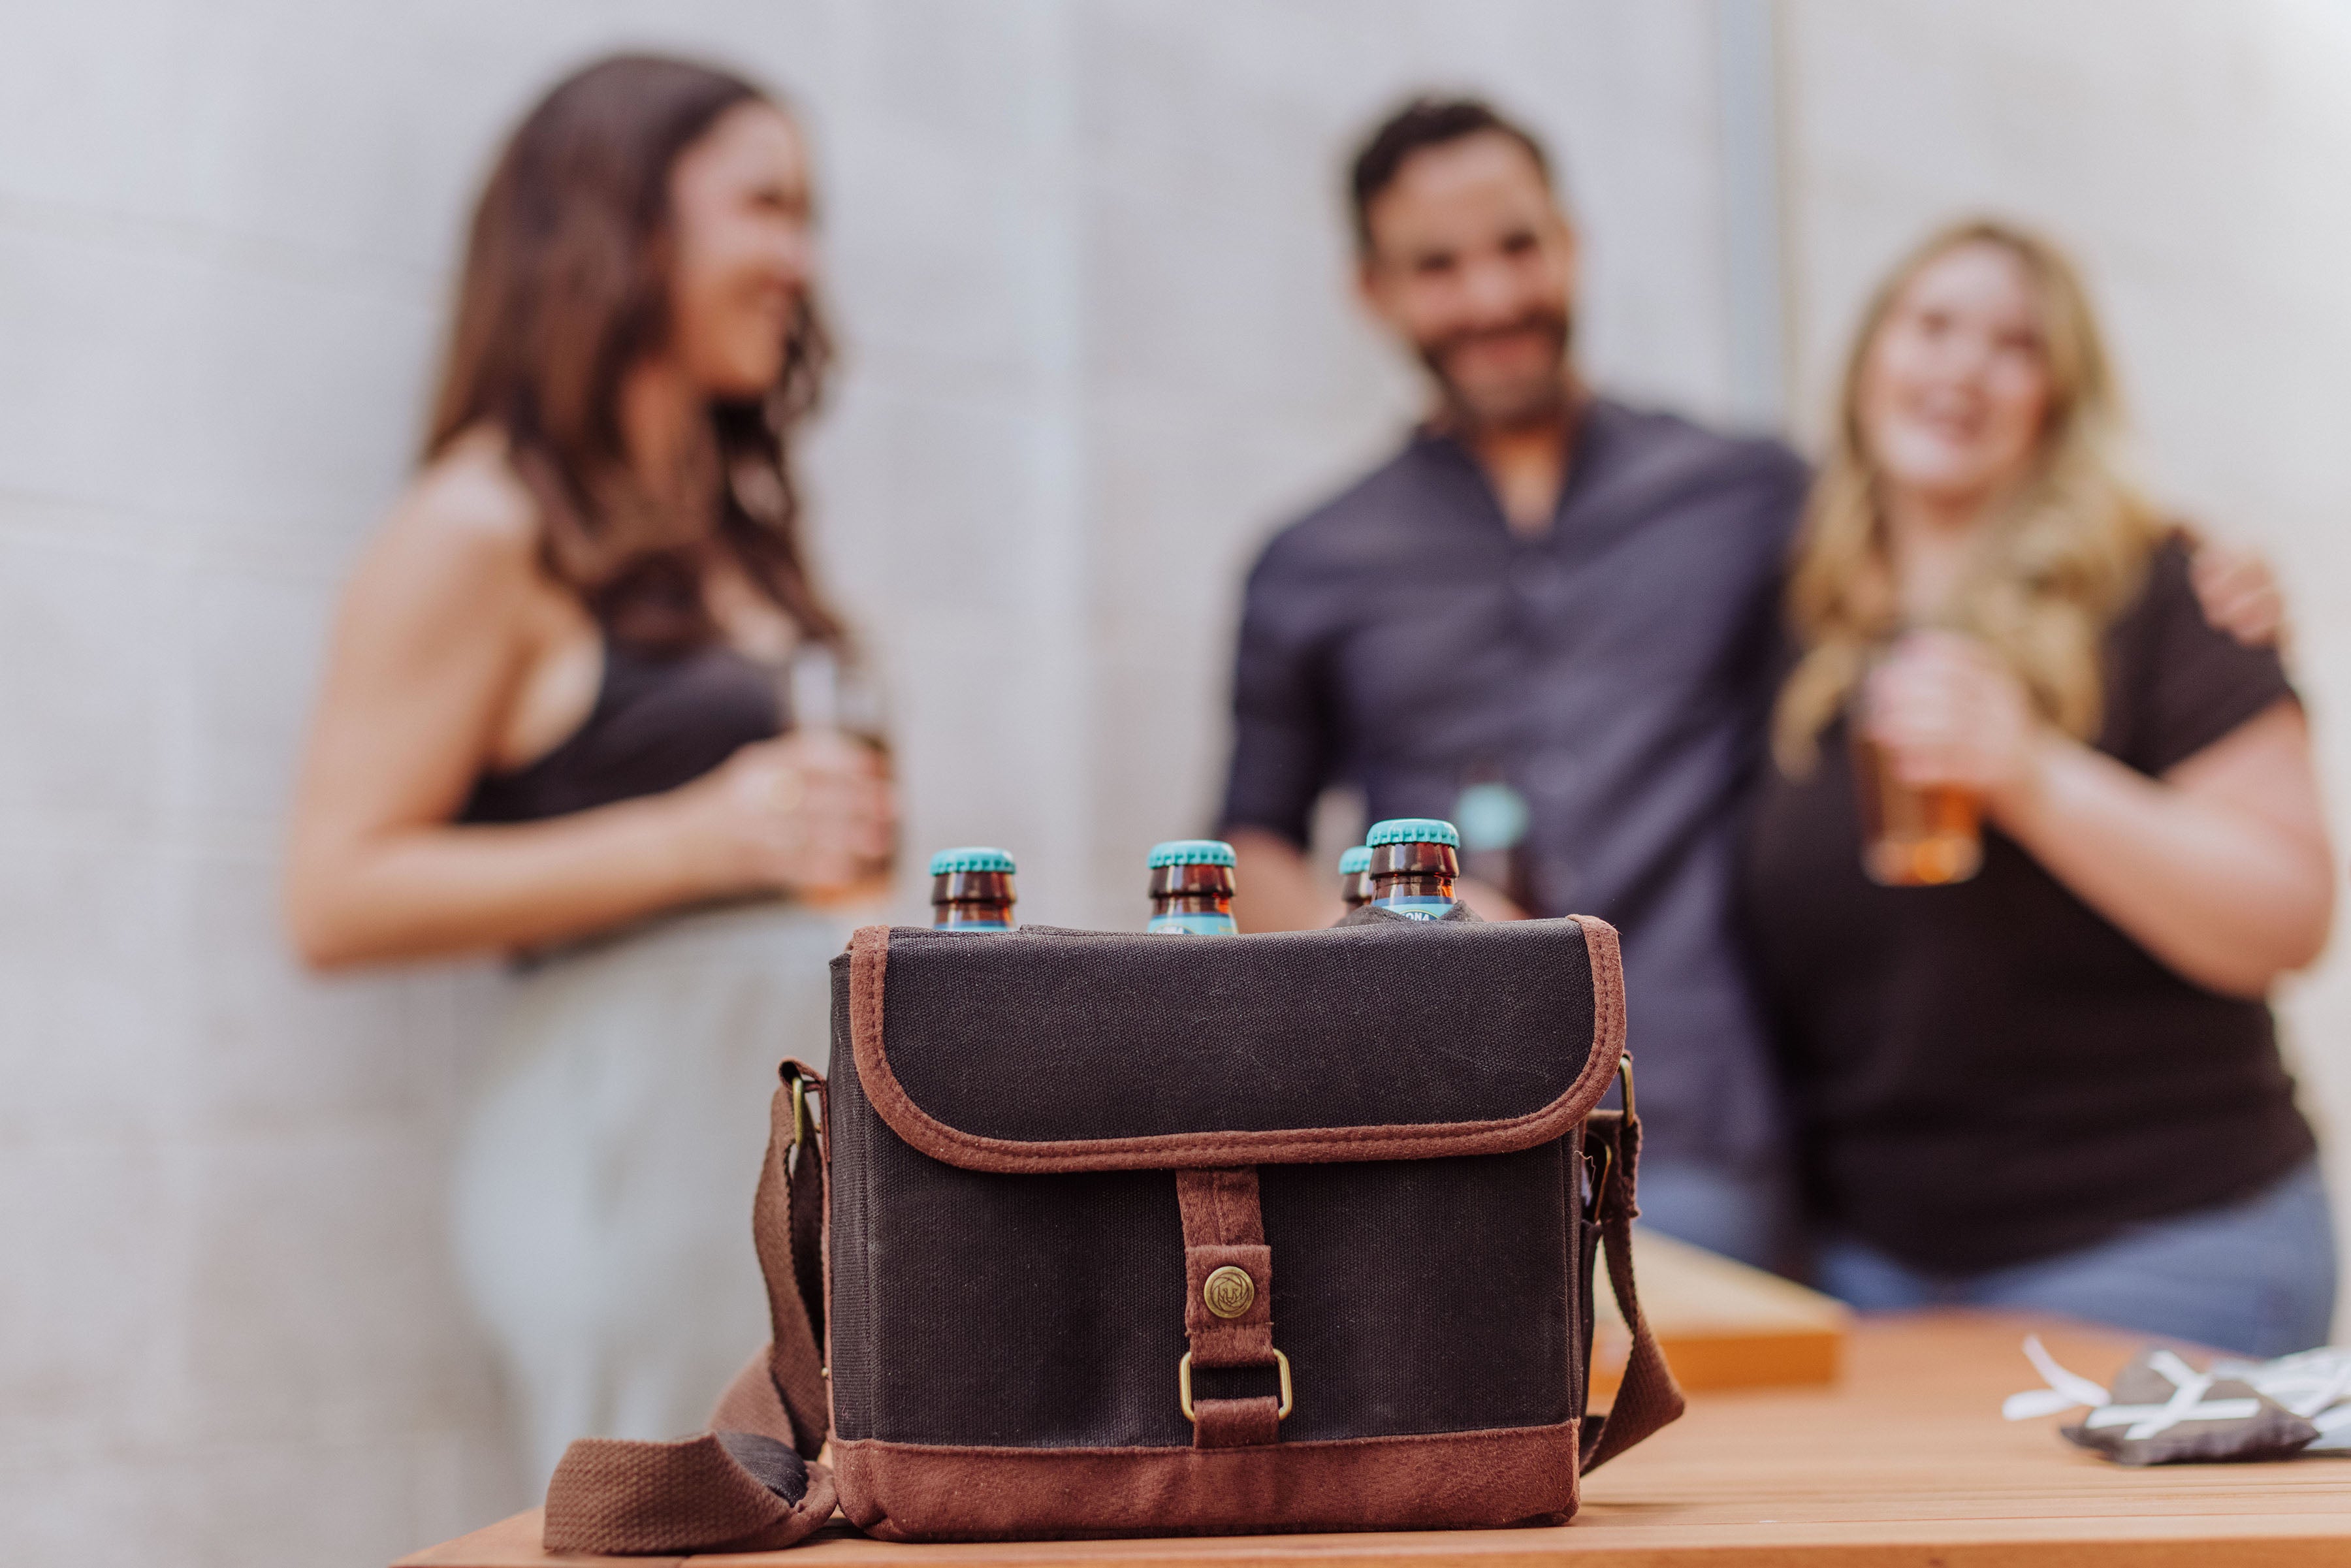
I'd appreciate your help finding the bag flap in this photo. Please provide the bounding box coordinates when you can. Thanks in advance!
[840,915,1624,1173]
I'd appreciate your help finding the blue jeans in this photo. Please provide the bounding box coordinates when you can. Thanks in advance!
[1817,1159,2338,1358]
[1635,1158,1799,1274]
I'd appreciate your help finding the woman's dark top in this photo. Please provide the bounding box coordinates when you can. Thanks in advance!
[462,639,780,824]
[1740,536,2315,1275]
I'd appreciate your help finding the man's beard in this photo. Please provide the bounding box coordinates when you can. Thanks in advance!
[1418,308,1575,434]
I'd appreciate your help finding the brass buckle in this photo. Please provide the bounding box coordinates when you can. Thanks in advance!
[1178,1349,1292,1423]
[1586,1052,1635,1219]
[782,1065,812,1149]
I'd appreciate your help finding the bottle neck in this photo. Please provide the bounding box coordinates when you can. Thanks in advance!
[1148,862,1237,935]
[1367,840,1459,920]
[935,902,1014,931]
[1371,873,1454,903]
[1339,871,1370,908]
[932,869,1015,931]
[1148,892,1236,935]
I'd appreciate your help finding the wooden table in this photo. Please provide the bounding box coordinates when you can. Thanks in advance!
[397,1313,2351,1567]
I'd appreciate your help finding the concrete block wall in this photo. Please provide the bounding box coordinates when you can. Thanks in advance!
[7,3,2350,1565]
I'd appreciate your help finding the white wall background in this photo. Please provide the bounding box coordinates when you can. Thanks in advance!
[3,3,2348,1565]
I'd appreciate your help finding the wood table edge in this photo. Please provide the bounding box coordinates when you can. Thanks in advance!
[396,1507,2351,1568]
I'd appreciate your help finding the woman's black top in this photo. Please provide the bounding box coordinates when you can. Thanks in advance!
[1740,536,2315,1275]
[462,640,780,824]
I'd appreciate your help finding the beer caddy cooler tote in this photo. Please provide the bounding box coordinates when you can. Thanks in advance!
[542,912,1683,1550]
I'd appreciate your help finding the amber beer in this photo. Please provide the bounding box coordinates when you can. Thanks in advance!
[1849,726,1982,887]
[929,847,1017,930]
[1146,840,1238,935]
[1365,818,1462,920]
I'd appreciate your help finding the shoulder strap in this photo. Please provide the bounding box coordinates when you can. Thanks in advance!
[1577,1102,1687,1471]
[543,1064,837,1555]
[543,1065,1683,1553]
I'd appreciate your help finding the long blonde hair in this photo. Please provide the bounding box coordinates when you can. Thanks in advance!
[1773,219,2164,774]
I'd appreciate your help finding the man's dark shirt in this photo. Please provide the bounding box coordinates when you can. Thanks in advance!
[1219,398,1809,1172]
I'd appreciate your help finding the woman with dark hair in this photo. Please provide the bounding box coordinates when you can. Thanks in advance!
[284,55,891,1488]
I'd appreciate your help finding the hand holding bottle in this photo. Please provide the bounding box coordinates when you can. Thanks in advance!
[682,729,895,899]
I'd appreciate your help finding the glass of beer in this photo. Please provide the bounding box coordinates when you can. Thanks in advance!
[1851,650,1982,887]
[782,643,898,905]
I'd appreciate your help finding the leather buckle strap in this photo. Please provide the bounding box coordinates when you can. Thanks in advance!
[1174,1166,1287,1447]
[1578,1093,1686,1474]
[1585,1052,1635,1221]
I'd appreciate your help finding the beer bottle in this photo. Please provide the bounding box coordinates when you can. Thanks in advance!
[1146,839,1238,935]
[1337,844,1372,909]
[1455,767,1536,911]
[929,846,1016,931]
[1365,818,1460,921]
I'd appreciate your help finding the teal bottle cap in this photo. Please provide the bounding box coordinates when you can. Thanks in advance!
[928,846,1016,875]
[1366,818,1460,849]
[1455,781,1531,852]
[1147,838,1237,869]
[1337,845,1371,874]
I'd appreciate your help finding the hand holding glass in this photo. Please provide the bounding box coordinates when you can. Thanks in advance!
[1851,633,1994,887]
[774,645,898,904]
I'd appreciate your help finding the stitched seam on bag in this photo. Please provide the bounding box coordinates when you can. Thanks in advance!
[846,918,1629,1174]
[827,1416,1582,1458]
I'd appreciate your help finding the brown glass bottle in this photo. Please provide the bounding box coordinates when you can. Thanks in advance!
[1146,840,1238,934]
[1365,818,1461,921]
[1337,844,1372,909]
[928,847,1016,931]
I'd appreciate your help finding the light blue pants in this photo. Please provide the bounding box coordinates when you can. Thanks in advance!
[1635,1157,1799,1274]
[1818,1159,2338,1358]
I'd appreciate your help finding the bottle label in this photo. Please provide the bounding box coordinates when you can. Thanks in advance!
[935,918,1013,931]
[1148,912,1238,935]
[1372,896,1455,922]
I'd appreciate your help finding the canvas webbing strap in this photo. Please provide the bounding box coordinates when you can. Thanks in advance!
[1175,1166,1283,1447]
[1578,1108,1687,1472]
[543,1066,1683,1552]
[543,1064,837,1555]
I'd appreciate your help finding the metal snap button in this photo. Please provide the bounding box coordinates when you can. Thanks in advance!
[1202,1265,1255,1319]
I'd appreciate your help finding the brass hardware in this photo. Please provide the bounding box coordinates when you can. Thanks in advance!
[1202,1265,1255,1319]
[1586,1052,1635,1219]
[1586,1142,1613,1221]
[1178,1349,1292,1423]
[790,1074,810,1148]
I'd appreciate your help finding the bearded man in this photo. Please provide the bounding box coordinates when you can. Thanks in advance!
[1217,97,1813,1264]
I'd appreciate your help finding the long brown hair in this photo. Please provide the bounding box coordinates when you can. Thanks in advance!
[1773,218,2162,773]
[426,54,844,648]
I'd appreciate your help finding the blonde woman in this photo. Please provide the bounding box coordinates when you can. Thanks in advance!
[1740,221,2335,1355]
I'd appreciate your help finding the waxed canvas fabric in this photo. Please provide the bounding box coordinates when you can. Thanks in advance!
[855,920,1599,1142]
[826,920,1599,1449]
[543,912,1682,1550]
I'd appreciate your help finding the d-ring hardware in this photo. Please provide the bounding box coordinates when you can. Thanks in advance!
[1178,1349,1292,1423]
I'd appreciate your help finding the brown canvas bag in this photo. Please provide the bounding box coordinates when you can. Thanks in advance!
[544,914,1682,1550]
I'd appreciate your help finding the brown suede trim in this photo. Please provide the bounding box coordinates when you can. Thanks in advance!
[831,1420,1578,1541]
[845,918,1629,1174]
[1194,1395,1279,1447]
[1176,1168,1279,1449]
